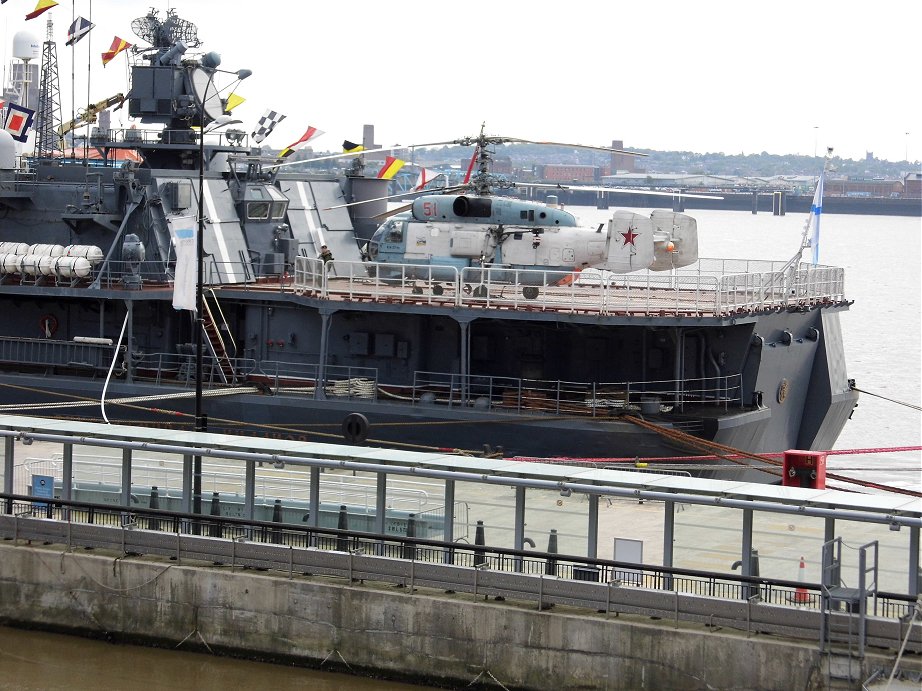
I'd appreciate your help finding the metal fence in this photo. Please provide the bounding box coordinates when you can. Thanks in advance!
[290,257,847,317]
[3,493,918,645]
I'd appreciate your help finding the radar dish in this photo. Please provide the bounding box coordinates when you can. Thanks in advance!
[131,9,201,49]
[190,66,227,123]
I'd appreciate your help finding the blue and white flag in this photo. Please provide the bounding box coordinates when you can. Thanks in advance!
[66,17,95,47]
[808,172,825,265]
[172,224,197,311]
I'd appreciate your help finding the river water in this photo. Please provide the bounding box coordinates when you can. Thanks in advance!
[1,207,919,687]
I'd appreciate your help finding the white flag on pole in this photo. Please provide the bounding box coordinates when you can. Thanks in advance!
[413,168,441,190]
[172,226,197,311]
[808,172,825,265]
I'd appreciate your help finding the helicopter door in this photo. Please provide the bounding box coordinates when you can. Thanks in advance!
[404,222,430,261]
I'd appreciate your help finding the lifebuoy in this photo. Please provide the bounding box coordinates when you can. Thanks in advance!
[39,314,58,337]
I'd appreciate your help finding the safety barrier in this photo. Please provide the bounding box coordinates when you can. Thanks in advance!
[1,495,918,651]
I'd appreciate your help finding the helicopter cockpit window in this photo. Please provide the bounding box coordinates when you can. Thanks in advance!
[384,221,403,243]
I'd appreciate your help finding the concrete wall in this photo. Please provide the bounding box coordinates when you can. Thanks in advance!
[0,542,888,689]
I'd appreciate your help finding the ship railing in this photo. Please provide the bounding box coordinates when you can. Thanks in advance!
[290,257,846,316]
[0,336,124,374]
[716,264,845,312]
[314,258,461,306]
[131,353,377,399]
[132,351,259,386]
[410,371,744,416]
[253,361,378,400]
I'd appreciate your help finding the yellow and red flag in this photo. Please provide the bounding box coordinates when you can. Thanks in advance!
[26,0,58,20]
[101,36,132,66]
[376,156,405,180]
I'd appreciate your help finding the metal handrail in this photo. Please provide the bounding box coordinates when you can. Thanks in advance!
[1,495,917,635]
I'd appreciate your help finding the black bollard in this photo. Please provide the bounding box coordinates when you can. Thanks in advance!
[545,528,558,576]
[336,504,349,551]
[209,492,222,538]
[473,520,486,567]
[402,513,417,560]
[270,499,282,544]
[148,486,161,531]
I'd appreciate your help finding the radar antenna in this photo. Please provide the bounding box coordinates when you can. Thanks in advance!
[131,8,201,48]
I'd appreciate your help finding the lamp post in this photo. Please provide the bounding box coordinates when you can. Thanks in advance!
[193,67,249,525]
[194,69,250,434]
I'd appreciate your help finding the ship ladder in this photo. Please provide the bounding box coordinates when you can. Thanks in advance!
[201,289,237,385]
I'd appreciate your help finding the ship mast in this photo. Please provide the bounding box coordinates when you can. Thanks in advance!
[34,16,63,158]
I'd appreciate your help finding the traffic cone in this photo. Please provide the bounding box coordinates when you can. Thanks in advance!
[790,555,811,605]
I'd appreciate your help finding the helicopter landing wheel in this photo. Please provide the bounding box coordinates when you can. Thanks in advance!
[522,286,540,300]
[432,284,444,296]
[473,285,488,298]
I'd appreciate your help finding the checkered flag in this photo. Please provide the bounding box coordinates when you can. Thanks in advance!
[251,110,286,144]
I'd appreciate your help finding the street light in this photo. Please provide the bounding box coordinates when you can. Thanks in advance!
[193,66,249,525]
[195,68,250,435]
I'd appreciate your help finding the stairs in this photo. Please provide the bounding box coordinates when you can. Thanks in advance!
[201,289,237,384]
[819,538,880,689]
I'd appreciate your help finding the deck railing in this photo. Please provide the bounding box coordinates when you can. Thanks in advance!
[290,257,846,317]
[410,371,743,415]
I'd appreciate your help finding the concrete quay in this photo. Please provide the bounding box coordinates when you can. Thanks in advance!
[1,541,917,690]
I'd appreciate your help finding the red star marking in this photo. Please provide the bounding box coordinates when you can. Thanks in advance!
[621,226,639,246]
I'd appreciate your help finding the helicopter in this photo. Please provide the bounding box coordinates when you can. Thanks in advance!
[345,127,712,292]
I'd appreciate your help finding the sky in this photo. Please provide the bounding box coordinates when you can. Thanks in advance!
[1,0,920,163]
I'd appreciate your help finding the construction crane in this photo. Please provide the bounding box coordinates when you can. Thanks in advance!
[57,94,126,148]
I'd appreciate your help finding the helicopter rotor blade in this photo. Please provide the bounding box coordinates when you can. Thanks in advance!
[499,137,647,156]
[326,183,468,211]
[521,182,723,200]
[371,203,413,221]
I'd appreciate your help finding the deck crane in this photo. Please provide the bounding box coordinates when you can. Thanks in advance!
[56,94,126,148]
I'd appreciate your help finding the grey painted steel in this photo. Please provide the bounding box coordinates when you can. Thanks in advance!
[663,500,675,590]
[181,454,192,514]
[62,444,72,501]
[3,436,12,497]
[1,421,916,527]
[910,526,920,597]
[587,494,598,558]
[121,448,131,508]
[742,508,753,577]
[443,479,455,562]
[514,486,525,551]
[309,466,320,529]
[375,472,386,550]
[244,459,255,520]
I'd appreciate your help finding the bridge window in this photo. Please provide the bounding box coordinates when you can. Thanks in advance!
[247,201,270,219]
[270,201,288,219]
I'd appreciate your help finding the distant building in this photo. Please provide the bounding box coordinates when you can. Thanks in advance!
[824,177,902,198]
[903,172,921,198]
[610,140,637,174]
[536,164,599,183]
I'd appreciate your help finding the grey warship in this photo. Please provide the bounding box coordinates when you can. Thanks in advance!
[0,9,858,478]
